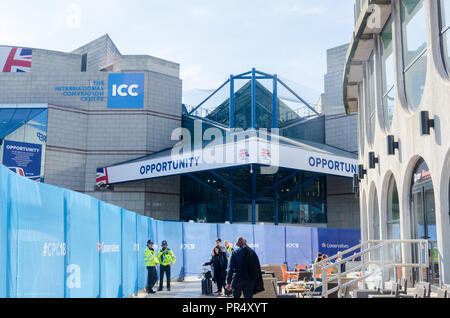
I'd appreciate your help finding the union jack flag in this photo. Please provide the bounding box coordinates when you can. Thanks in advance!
[0,47,32,73]
[96,168,109,186]
[239,148,249,161]
[261,148,271,159]
[9,167,41,182]
[7,167,40,182]
[9,167,25,177]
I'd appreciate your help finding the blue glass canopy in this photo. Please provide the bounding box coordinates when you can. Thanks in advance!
[185,68,320,130]
[0,108,47,139]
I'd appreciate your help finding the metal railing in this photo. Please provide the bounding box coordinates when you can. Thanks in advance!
[312,239,431,298]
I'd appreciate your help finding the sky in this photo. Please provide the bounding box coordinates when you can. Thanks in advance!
[0,0,355,96]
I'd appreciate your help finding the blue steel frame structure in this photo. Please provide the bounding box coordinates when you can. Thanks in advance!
[187,68,319,129]
[184,167,323,225]
[184,69,322,225]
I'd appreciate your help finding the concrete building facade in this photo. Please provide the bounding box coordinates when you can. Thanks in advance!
[0,34,182,219]
[323,43,350,116]
[343,0,450,285]
[320,44,361,231]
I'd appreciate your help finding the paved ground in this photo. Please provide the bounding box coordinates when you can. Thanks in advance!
[129,280,442,299]
[129,279,230,298]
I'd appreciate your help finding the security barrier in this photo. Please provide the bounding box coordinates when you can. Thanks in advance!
[182,222,217,277]
[285,226,316,268]
[253,225,286,266]
[0,165,360,298]
[0,163,7,297]
[121,209,138,298]
[65,192,100,298]
[317,228,361,258]
[218,223,255,248]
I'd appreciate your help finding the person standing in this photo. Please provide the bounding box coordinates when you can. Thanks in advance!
[216,238,226,253]
[226,237,264,298]
[144,240,159,294]
[314,252,323,264]
[157,240,176,291]
[224,240,234,262]
[203,241,228,295]
[335,252,346,273]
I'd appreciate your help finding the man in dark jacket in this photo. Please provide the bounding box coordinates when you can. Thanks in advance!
[203,241,228,294]
[226,237,264,298]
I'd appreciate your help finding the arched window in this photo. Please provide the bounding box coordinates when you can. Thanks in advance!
[400,0,427,110]
[362,192,368,242]
[369,186,381,263]
[358,83,365,153]
[439,0,450,74]
[387,175,400,239]
[372,187,380,241]
[365,52,376,144]
[386,174,401,280]
[410,158,439,284]
[380,16,395,128]
[411,159,434,240]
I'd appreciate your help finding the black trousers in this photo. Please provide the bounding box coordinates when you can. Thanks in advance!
[146,266,157,291]
[214,272,226,292]
[231,280,253,298]
[159,265,171,289]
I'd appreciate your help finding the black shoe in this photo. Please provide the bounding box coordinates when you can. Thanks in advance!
[149,290,156,294]
[167,288,171,291]
[158,288,163,291]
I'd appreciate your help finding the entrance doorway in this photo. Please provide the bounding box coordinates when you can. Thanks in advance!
[386,175,400,281]
[410,159,439,285]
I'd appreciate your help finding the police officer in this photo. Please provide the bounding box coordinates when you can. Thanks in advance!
[224,240,234,297]
[157,240,176,291]
[224,240,234,262]
[144,240,159,293]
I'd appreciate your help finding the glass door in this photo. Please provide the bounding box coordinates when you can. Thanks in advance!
[386,177,401,281]
[410,189,421,283]
[424,188,439,285]
[411,184,439,285]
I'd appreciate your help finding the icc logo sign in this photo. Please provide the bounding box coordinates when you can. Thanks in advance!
[112,83,139,97]
[108,73,144,108]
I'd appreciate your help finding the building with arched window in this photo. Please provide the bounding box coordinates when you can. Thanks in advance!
[344,0,450,286]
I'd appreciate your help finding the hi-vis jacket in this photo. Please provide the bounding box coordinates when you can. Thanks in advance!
[144,247,159,267]
[158,248,176,266]
[226,246,234,261]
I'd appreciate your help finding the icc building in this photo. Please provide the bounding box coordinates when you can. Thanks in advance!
[344,0,450,285]
[0,35,182,219]
[0,34,360,229]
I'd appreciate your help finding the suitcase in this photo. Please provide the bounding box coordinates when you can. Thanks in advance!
[201,278,213,295]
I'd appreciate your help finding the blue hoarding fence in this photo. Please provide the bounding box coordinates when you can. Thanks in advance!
[0,164,360,298]
[156,220,184,279]
[317,228,362,260]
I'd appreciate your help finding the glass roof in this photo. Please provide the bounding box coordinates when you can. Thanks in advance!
[0,108,47,139]
[186,69,319,129]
